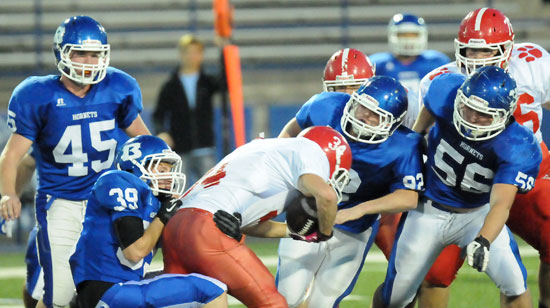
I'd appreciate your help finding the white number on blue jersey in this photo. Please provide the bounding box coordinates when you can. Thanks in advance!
[7,110,16,132]
[403,173,424,190]
[341,169,360,202]
[433,139,494,193]
[515,172,535,191]
[53,119,116,176]
[109,187,139,211]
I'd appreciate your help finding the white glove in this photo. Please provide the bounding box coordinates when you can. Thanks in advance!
[466,235,490,272]
[0,218,14,238]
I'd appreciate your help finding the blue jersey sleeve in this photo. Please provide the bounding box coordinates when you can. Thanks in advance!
[423,73,465,121]
[390,131,426,192]
[92,171,144,222]
[493,124,542,193]
[107,68,143,129]
[295,92,349,128]
[7,77,49,141]
[368,52,394,76]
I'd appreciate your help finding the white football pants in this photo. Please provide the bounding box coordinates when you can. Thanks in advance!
[382,198,528,308]
[36,196,86,307]
[276,224,377,308]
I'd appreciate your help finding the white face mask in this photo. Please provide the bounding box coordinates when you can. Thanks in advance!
[454,39,513,75]
[57,42,110,84]
[452,90,513,141]
[135,152,187,197]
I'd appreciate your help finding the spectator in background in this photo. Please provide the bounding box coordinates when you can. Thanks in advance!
[153,34,221,186]
[369,13,450,129]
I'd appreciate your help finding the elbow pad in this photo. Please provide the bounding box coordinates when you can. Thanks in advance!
[114,216,144,249]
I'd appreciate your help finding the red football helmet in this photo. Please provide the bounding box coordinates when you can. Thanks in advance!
[299,126,352,202]
[323,48,375,92]
[455,8,514,75]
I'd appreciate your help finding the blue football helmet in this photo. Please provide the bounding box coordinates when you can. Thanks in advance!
[388,13,428,56]
[116,135,186,197]
[53,16,110,85]
[453,66,518,141]
[341,76,408,143]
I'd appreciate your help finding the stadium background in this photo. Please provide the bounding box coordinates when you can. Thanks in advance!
[1,0,550,307]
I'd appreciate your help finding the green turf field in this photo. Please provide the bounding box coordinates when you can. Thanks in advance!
[0,238,541,307]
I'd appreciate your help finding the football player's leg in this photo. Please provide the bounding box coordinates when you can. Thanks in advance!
[540,262,550,308]
[376,201,447,308]
[94,273,228,308]
[276,238,325,307]
[36,196,86,307]
[306,223,378,308]
[375,213,401,259]
[508,177,550,308]
[163,208,286,308]
[467,226,531,307]
[23,226,43,308]
[417,244,464,308]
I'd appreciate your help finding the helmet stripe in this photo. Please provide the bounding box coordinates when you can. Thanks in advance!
[341,48,350,73]
[474,7,488,31]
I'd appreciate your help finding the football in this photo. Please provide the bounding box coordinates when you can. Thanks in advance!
[286,194,319,236]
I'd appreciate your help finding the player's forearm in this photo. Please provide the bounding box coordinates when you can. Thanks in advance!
[0,156,18,195]
[412,106,435,134]
[122,218,164,262]
[316,197,337,235]
[354,189,418,215]
[298,174,337,235]
[479,184,517,243]
[478,201,511,243]
[242,220,288,238]
[15,154,36,196]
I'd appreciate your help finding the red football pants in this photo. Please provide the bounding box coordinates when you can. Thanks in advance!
[425,142,550,286]
[162,208,288,308]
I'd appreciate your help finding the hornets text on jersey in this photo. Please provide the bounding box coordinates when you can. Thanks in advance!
[423,73,542,209]
[295,91,425,233]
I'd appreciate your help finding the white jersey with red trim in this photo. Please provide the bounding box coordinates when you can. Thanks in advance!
[419,43,550,143]
[179,137,330,227]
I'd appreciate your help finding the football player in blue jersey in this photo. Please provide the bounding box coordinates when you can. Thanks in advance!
[369,13,450,129]
[371,67,540,308]
[69,135,228,308]
[0,16,150,308]
[275,76,425,307]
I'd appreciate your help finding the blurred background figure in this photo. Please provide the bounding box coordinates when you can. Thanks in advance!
[370,13,450,129]
[153,34,221,186]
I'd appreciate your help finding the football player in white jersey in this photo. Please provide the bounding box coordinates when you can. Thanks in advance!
[0,16,150,308]
[415,8,550,308]
[162,126,353,308]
